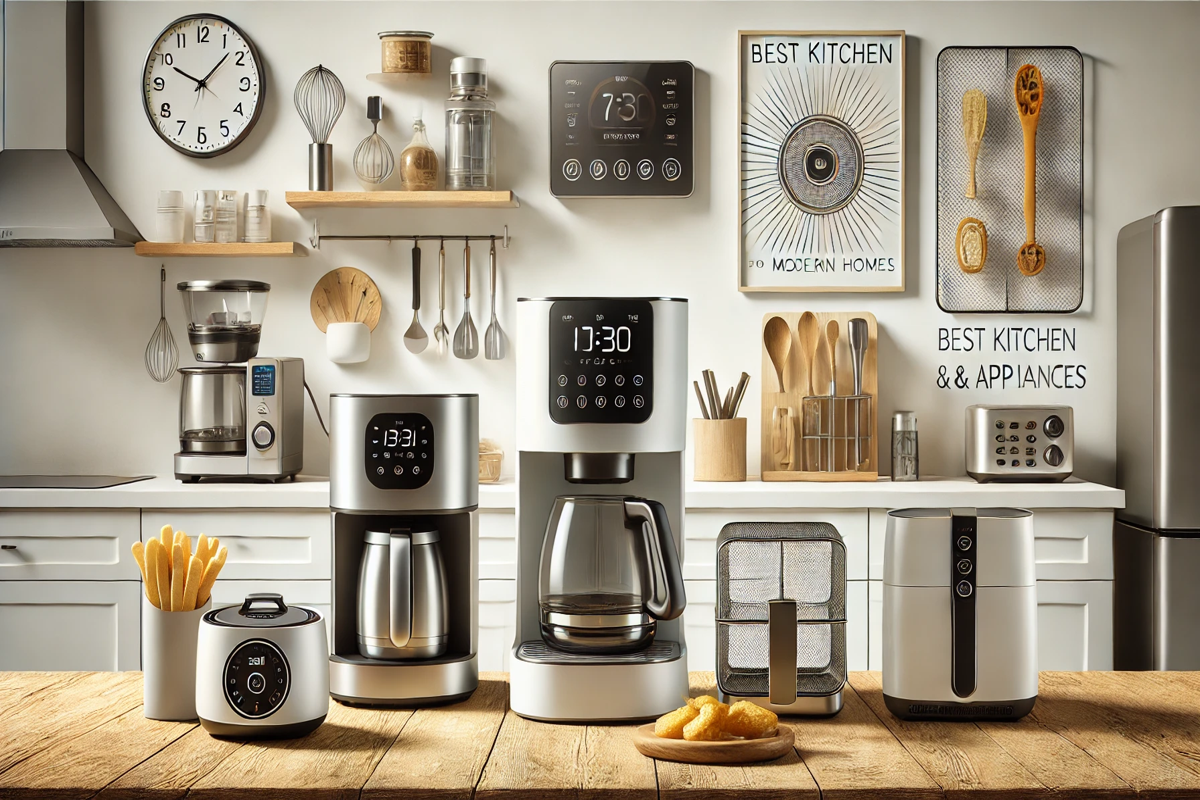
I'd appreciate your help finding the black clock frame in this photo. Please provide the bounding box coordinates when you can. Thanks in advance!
[141,14,266,159]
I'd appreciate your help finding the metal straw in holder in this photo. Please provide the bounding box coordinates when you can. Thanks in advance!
[716,522,846,715]
[801,395,873,473]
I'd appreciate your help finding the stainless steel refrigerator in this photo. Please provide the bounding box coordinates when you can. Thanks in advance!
[1115,206,1200,670]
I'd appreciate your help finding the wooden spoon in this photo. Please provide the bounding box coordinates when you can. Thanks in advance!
[764,316,791,393]
[825,319,839,396]
[797,311,819,397]
[1015,64,1046,276]
[962,89,987,199]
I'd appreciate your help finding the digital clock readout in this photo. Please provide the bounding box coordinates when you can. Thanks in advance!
[573,325,633,353]
[588,76,655,133]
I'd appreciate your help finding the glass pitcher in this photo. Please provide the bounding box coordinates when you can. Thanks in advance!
[539,495,686,654]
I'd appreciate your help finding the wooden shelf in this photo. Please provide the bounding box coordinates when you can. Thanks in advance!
[134,241,306,258]
[285,190,519,210]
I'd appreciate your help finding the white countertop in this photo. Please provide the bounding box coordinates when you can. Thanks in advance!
[0,475,1123,510]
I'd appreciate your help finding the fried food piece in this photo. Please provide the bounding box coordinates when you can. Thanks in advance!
[687,695,728,712]
[683,702,728,741]
[654,704,699,739]
[725,701,779,739]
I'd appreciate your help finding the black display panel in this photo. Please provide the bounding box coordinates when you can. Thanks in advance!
[251,364,275,396]
[549,299,653,424]
[550,61,694,198]
[224,639,289,719]
[365,412,434,489]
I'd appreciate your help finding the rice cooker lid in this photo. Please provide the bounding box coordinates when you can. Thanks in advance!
[206,593,319,628]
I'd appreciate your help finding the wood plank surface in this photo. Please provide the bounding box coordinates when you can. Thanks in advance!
[96,725,242,800]
[133,242,305,257]
[0,707,194,799]
[848,672,1048,799]
[653,672,819,800]
[187,699,411,800]
[363,674,508,800]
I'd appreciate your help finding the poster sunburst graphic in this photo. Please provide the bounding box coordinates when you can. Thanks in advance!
[739,32,905,292]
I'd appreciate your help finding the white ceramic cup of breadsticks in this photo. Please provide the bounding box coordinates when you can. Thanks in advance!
[133,526,227,721]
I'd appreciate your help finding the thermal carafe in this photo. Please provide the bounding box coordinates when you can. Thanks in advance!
[357,529,449,660]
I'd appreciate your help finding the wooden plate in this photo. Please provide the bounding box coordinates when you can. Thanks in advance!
[631,723,795,764]
[310,267,382,333]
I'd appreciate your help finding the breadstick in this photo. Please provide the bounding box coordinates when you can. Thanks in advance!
[179,532,191,564]
[196,546,227,607]
[143,539,161,609]
[154,538,169,610]
[160,525,173,579]
[170,542,185,612]
[182,555,203,611]
[195,534,210,566]
[208,537,220,554]
[131,541,147,582]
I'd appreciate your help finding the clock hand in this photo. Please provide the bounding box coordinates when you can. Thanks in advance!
[197,53,229,87]
[172,66,206,86]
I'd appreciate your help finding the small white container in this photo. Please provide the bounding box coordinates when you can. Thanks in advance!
[327,321,371,364]
[215,190,238,243]
[142,595,212,721]
[155,190,186,243]
[243,190,271,243]
[194,190,216,243]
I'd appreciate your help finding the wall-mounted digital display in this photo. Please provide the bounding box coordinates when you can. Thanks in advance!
[364,413,434,489]
[550,61,694,198]
[549,299,653,424]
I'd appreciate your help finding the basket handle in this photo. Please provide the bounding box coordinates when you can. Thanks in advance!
[769,599,797,705]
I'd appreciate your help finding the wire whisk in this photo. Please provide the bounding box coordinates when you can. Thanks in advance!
[295,65,345,191]
[353,96,394,187]
[144,266,179,383]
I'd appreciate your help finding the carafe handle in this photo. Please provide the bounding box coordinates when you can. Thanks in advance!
[625,499,686,621]
[389,531,412,648]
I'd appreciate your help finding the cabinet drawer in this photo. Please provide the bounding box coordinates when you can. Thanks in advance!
[684,510,868,581]
[479,579,516,673]
[208,580,332,653]
[0,581,140,671]
[479,511,516,580]
[0,510,140,581]
[869,508,1114,581]
[141,510,330,580]
[1038,580,1113,671]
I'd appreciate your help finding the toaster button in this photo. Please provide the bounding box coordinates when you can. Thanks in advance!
[1026,420,1037,430]
[1026,447,1036,456]
[1009,435,1019,442]
[956,580,974,598]
[1026,459,1037,467]
[996,434,1006,443]
[1044,444,1065,467]
[1027,435,1037,443]
[1011,459,1020,467]
[1009,447,1019,455]
[1009,421,1019,429]
[996,459,1006,467]
[1044,414,1066,439]
[996,447,1005,455]
[995,420,1005,430]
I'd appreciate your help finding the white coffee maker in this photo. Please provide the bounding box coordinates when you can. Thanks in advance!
[510,297,689,721]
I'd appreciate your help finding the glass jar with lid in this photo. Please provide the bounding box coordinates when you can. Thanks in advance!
[177,280,270,363]
[444,57,495,190]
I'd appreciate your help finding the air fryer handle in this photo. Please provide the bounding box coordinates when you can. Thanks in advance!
[626,499,687,621]
[389,531,412,648]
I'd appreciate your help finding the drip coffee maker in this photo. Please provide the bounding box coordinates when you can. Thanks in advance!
[511,297,689,721]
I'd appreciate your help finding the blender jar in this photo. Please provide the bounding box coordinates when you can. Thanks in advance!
[179,367,246,454]
[178,280,270,363]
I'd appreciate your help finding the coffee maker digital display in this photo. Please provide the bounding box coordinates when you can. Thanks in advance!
[549,299,653,425]
[365,413,434,490]
[251,364,275,396]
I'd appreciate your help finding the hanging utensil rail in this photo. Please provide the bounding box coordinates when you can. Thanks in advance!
[308,220,509,250]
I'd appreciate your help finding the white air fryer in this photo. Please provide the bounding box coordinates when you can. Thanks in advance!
[883,508,1037,721]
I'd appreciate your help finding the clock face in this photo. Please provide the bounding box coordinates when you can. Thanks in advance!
[142,15,265,158]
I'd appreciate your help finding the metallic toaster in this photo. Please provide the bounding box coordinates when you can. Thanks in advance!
[965,405,1073,483]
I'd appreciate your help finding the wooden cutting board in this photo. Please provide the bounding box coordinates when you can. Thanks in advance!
[631,723,795,764]
[310,267,383,333]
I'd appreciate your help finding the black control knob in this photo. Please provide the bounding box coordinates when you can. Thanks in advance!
[252,422,275,450]
[1044,444,1065,467]
[1044,415,1065,439]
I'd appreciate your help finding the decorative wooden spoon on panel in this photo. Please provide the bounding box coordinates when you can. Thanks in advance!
[1015,64,1046,277]
[962,89,987,199]
[310,267,383,332]
[763,316,791,393]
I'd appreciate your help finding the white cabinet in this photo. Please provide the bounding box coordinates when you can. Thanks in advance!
[478,511,516,580]
[479,579,516,673]
[1037,580,1113,671]
[0,510,140,581]
[847,580,867,672]
[0,581,140,670]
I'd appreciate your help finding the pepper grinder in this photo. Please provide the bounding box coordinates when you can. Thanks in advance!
[891,411,918,481]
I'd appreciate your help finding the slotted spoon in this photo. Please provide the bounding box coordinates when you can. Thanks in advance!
[144,266,178,383]
[484,237,506,360]
[453,241,478,359]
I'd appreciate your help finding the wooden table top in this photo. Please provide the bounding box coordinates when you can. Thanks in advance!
[2,670,1199,799]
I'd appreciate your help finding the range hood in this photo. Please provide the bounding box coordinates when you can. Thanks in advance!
[0,1,141,247]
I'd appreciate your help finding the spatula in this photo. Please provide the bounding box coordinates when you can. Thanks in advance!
[453,241,478,359]
[1015,64,1046,276]
[962,89,987,199]
[403,241,428,354]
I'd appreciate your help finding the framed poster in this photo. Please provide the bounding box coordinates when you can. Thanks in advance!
[739,31,905,292]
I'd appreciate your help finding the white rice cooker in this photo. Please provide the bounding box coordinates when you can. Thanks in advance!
[197,593,329,738]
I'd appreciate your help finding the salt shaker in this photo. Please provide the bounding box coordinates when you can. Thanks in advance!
[243,190,271,243]
[193,190,216,243]
[155,190,185,243]
[891,411,918,481]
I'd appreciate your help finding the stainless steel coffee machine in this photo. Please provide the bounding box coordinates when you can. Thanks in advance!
[174,281,304,482]
[511,297,689,721]
[328,393,479,706]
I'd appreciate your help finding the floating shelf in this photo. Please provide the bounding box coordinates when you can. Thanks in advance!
[366,73,432,85]
[134,241,306,258]
[285,190,519,210]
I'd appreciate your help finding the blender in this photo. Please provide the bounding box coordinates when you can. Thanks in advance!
[174,281,305,483]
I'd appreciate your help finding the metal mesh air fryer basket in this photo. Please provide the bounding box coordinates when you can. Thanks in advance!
[717,522,847,703]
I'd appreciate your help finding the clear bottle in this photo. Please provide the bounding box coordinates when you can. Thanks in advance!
[891,410,919,481]
[242,190,271,243]
[214,190,238,243]
[193,190,216,243]
[444,57,495,190]
[400,113,439,191]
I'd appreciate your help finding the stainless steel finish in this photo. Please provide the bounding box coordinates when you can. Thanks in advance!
[1115,521,1200,670]
[434,241,449,355]
[484,238,506,360]
[516,640,682,665]
[179,367,246,455]
[357,528,449,660]
[295,65,344,191]
[145,267,179,383]
[453,242,479,359]
[891,410,919,482]
[564,453,634,483]
[329,394,479,513]
[0,2,141,247]
[543,611,648,628]
[179,279,271,293]
[965,405,1074,483]
[329,654,478,706]
[187,331,262,364]
[308,143,333,191]
[768,599,798,706]
[720,691,843,716]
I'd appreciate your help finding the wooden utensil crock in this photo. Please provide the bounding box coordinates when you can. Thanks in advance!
[694,418,748,482]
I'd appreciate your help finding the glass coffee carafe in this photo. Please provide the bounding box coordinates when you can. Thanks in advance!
[178,366,246,454]
[539,495,686,654]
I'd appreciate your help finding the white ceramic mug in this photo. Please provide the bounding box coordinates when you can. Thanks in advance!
[142,595,211,721]
[327,321,371,364]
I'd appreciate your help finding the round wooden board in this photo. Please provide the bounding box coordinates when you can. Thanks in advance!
[310,267,383,333]
[631,723,794,764]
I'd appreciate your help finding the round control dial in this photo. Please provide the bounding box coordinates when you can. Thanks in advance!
[1043,415,1065,439]
[224,639,289,719]
[252,422,275,450]
[1044,444,1065,467]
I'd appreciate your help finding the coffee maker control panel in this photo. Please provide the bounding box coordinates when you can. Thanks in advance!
[549,299,653,424]
[365,413,434,489]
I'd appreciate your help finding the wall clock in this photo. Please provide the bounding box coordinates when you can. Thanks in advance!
[142,15,265,158]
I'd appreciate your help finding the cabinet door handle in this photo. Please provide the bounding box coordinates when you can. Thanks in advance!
[1,544,16,550]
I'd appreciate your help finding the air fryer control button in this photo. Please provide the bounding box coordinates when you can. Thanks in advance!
[956,580,974,598]
[957,558,972,575]
[1044,444,1065,467]
[1044,414,1065,438]
[247,672,266,694]
[957,535,972,551]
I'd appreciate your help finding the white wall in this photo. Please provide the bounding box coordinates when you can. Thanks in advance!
[2,1,1199,482]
